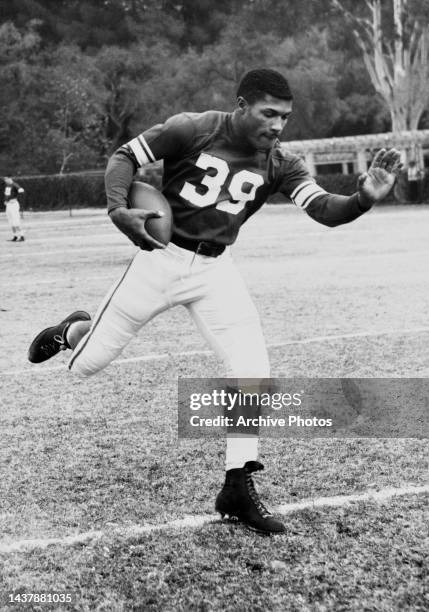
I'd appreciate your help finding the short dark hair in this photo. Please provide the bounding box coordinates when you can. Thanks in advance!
[237,68,293,104]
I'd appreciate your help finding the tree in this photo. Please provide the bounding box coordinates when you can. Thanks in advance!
[137,21,349,141]
[0,25,107,174]
[331,0,429,131]
[1,0,133,49]
[94,44,170,152]
[236,0,333,39]
[38,45,107,173]
[0,20,42,173]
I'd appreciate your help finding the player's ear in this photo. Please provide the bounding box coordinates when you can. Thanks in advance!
[237,96,248,113]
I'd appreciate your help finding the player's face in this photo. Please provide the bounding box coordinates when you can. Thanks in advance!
[4,177,12,185]
[238,94,293,151]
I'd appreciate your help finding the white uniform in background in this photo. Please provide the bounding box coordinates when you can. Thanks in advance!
[3,178,25,241]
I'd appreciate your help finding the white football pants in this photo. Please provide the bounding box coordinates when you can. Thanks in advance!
[6,199,21,228]
[68,242,270,379]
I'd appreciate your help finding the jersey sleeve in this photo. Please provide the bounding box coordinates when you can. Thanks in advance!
[105,113,196,212]
[278,155,328,209]
[121,113,196,168]
[304,192,369,227]
[278,155,370,227]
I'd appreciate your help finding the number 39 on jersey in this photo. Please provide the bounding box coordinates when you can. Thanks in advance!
[179,153,264,216]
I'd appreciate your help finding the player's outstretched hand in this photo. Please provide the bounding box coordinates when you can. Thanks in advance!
[357,148,402,207]
[109,207,166,251]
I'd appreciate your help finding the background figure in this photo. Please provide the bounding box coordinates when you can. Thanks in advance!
[3,177,25,241]
[407,161,419,203]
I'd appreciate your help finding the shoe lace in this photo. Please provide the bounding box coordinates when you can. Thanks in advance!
[40,334,66,356]
[245,472,271,518]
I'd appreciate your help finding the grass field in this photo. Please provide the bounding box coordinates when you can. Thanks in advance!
[0,203,428,611]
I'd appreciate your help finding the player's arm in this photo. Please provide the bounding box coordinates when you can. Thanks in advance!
[283,148,402,227]
[106,114,195,250]
[106,153,166,250]
[12,180,24,194]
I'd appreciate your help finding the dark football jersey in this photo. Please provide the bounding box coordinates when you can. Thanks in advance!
[116,111,328,245]
[4,183,21,203]
[106,110,367,244]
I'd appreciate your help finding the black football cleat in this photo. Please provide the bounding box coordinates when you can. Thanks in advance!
[28,311,91,363]
[215,461,285,534]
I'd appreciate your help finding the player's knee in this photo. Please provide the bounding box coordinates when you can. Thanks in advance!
[68,363,97,378]
[68,355,103,377]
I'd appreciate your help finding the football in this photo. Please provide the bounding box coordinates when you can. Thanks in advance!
[127,181,173,245]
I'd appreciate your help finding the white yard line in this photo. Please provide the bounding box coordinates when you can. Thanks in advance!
[0,483,427,554]
[3,326,429,377]
[17,232,121,244]
[0,245,134,259]
[275,485,429,512]
[5,275,114,288]
[267,326,429,346]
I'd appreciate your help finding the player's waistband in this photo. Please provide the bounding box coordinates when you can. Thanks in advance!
[170,234,226,257]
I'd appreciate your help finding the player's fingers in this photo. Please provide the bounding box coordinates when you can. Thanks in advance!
[370,148,386,168]
[144,210,165,220]
[390,159,403,175]
[381,148,401,171]
[125,229,159,250]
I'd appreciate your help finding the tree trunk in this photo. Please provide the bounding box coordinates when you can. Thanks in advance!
[332,0,429,133]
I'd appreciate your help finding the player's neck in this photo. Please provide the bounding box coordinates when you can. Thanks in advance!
[230,110,273,155]
[230,110,257,152]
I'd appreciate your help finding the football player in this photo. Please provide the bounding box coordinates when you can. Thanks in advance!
[3,177,25,241]
[28,69,401,534]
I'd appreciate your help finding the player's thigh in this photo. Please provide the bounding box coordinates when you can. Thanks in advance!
[69,251,171,375]
[187,256,270,377]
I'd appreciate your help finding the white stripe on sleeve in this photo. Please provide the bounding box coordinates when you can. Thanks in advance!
[290,180,327,209]
[127,135,156,167]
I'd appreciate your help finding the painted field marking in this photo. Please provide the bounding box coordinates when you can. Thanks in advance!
[0,222,110,236]
[275,485,429,512]
[5,274,115,288]
[0,483,427,554]
[0,244,134,260]
[266,326,429,346]
[18,232,121,244]
[3,326,429,377]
